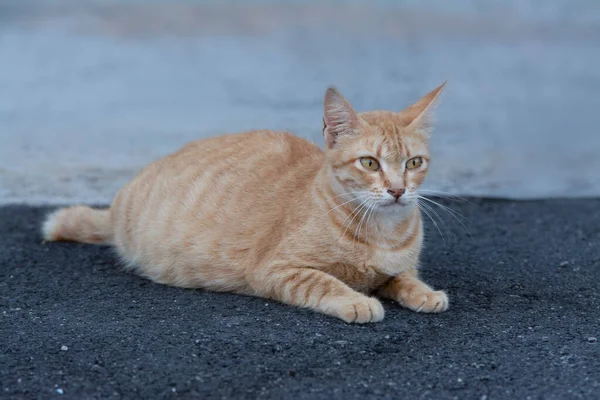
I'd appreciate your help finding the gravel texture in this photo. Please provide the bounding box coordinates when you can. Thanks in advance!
[1,200,599,399]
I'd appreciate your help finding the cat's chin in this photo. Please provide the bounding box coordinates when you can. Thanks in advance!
[378,199,413,212]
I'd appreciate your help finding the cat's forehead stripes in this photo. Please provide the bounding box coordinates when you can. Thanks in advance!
[382,135,405,159]
[375,135,412,165]
[358,111,430,159]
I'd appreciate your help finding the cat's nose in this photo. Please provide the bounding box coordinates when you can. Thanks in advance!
[387,188,405,199]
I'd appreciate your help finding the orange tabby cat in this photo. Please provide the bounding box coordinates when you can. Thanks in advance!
[42,84,448,323]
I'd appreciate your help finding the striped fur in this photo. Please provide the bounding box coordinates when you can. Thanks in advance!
[42,84,448,323]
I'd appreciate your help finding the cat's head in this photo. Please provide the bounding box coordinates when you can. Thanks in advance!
[322,83,445,213]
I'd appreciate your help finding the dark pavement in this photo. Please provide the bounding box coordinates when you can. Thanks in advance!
[1,200,599,399]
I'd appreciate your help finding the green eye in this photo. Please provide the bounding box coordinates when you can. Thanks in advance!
[406,157,423,170]
[360,157,380,171]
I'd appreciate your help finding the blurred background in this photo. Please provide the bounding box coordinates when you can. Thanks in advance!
[1,0,599,204]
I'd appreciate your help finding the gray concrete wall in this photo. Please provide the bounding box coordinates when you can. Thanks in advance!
[2,0,600,203]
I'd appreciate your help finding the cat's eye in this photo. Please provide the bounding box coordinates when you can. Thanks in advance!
[406,157,423,170]
[359,157,380,171]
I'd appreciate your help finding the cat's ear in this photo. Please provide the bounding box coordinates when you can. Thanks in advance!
[323,87,360,149]
[399,82,446,132]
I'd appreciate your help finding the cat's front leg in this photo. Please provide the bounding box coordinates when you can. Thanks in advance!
[248,265,385,323]
[379,268,449,313]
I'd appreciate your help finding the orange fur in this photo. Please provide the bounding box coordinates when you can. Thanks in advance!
[42,84,448,323]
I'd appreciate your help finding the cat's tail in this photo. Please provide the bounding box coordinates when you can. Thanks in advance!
[42,205,113,245]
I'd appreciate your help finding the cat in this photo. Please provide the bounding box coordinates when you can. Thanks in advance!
[42,83,449,323]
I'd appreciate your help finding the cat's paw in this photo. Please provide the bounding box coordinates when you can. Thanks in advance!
[399,290,449,313]
[328,296,385,323]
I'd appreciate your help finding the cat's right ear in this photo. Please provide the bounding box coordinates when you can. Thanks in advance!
[323,87,360,149]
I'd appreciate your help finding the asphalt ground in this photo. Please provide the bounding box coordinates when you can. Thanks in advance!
[1,199,599,399]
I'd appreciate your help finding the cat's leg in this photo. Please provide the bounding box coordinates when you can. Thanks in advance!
[378,268,448,313]
[249,266,384,323]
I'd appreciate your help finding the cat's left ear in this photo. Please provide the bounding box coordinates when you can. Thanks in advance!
[399,82,446,132]
[323,87,360,149]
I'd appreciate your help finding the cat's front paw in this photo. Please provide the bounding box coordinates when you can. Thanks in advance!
[327,296,385,323]
[398,290,449,313]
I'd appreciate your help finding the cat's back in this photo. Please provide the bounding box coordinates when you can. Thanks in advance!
[175,130,322,169]
[157,130,324,189]
[114,130,323,222]
[110,130,324,287]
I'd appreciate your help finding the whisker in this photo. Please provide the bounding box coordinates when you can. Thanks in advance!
[355,200,376,247]
[417,195,472,237]
[364,200,378,245]
[419,201,452,239]
[320,194,372,217]
[416,202,446,246]
[417,190,467,202]
[353,199,375,246]
[418,196,467,219]
[338,197,371,230]
[419,197,463,223]
[339,198,371,244]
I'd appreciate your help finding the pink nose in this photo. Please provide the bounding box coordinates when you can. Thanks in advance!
[387,188,405,199]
